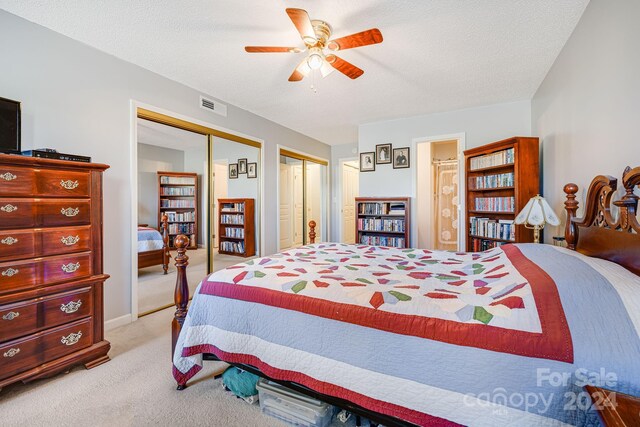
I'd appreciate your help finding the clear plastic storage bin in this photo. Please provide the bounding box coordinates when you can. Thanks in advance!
[256,378,335,427]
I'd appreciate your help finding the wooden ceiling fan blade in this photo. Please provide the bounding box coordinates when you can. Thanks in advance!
[286,8,317,44]
[326,55,364,79]
[327,28,383,51]
[245,46,302,53]
[288,59,311,82]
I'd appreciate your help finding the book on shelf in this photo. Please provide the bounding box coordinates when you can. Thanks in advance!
[168,223,195,235]
[355,198,410,249]
[160,186,195,196]
[469,172,514,190]
[164,211,195,222]
[220,240,245,254]
[359,235,405,247]
[224,227,245,238]
[470,237,507,252]
[160,199,196,208]
[469,217,515,241]
[357,218,405,232]
[473,196,515,212]
[220,214,244,225]
[220,202,245,212]
[160,176,196,185]
[469,148,514,170]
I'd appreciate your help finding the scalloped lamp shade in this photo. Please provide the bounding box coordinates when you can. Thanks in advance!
[515,195,560,243]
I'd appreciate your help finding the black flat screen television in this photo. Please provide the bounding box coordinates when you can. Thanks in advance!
[0,97,21,154]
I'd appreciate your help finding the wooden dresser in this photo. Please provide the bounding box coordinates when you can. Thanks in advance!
[0,154,110,389]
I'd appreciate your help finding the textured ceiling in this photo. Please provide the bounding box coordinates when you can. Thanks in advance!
[138,119,206,151]
[0,1,589,145]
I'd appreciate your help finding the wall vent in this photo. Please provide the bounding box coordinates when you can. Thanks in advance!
[199,95,227,117]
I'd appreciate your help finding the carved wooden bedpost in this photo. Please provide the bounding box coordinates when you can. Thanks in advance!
[161,214,170,274]
[563,183,579,250]
[172,235,190,381]
[308,220,316,244]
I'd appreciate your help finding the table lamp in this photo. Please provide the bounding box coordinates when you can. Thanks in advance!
[514,194,560,243]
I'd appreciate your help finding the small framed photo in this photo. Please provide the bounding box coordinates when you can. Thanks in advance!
[229,163,238,179]
[238,158,248,174]
[375,143,392,164]
[360,152,376,172]
[393,147,410,169]
[247,162,257,178]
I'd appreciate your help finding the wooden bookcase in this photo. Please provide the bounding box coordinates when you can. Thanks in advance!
[355,197,410,248]
[464,137,539,251]
[218,198,255,257]
[158,171,198,250]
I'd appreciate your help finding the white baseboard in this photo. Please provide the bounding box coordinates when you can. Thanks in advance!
[105,313,133,331]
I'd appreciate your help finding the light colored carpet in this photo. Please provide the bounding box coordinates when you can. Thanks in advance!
[137,249,250,314]
[0,308,368,427]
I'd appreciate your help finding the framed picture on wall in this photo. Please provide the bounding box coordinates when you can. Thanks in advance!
[375,143,392,164]
[392,147,410,169]
[229,163,238,179]
[360,152,376,172]
[238,158,247,174]
[247,162,257,178]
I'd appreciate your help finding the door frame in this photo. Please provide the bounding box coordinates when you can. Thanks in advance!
[412,133,466,251]
[275,145,330,252]
[129,100,265,321]
[337,157,359,243]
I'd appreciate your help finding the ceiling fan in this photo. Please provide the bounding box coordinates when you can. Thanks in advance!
[245,8,383,81]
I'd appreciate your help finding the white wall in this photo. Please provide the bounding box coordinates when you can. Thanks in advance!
[0,10,329,322]
[358,100,531,246]
[137,143,185,229]
[532,0,640,241]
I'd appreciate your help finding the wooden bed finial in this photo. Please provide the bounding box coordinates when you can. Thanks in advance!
[309,220,316,244]
[563,183,579,250]
[172,234,190,384]
[161,214,170,274]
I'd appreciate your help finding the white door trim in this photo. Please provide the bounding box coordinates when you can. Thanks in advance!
[412,133,466,251]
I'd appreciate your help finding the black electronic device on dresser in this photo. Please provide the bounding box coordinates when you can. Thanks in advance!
[0,97,21,154]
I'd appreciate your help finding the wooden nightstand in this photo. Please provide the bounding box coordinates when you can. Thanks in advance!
[586,385,640,426]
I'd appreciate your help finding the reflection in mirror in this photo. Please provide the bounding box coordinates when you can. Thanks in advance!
[305,161,327,243]
[279,155,304,250]
[210,137,261,272]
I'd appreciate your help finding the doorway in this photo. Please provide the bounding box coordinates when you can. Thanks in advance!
[340,160,360,243]
[415,136,464,250]
[278,149,328,250]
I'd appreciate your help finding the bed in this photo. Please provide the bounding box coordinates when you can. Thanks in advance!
[171,167,640,426]
[138,214,170,273]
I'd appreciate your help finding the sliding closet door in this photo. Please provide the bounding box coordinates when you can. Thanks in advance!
[279,155,304,250]
[305,161,327,243]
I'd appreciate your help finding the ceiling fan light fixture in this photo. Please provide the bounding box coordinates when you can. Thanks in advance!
[307,53,324,70]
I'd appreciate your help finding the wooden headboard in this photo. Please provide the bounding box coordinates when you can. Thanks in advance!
[564,166,640,275]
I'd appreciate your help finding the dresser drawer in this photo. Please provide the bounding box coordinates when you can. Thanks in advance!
[0,287,93,342]
[0,252,93,295]
[0,229,35,261]
[0,318,93,380]
[0,226,92,262]
[0,166,36,196]
[0,167,90,198]
[0,199,91,230]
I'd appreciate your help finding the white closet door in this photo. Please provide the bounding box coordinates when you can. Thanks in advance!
[342,164,359,244]
[279,163,293,249]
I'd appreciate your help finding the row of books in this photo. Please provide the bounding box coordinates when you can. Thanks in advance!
[160,176,196,185]
[164,211,195,222]
[474,196,515,212]
[161,187,195,196]
[357,218,405,232]
[220,241,245,254]
[469,148,514,171]
[161,199,195,208]
[470,237,508,252]
[358,202,406,216]
[223,227,244,238]
[469,172,514,190]
[221,203,244,212]
[220,214,244,225]
[168,223,195,235]
[469,217,515,241]
[359,235,406,248]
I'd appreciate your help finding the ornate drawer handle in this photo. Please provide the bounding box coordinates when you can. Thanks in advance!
[61,262,80,273]
[2,311,20,320]
[60,179,80,190]
[61,235,80,246]
[60,207,80,217]
[3,348,20,358]
[61,331,82,346]
[0,172,17,181]
[1,236,18,245]
[60,300,82,314]
[1,268,19,277]
[1,204,18,213]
